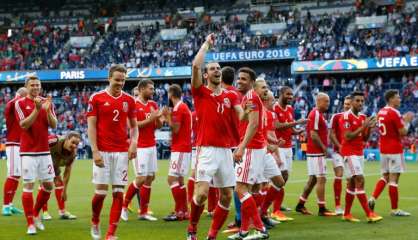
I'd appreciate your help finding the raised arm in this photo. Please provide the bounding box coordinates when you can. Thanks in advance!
[191,33,215,89]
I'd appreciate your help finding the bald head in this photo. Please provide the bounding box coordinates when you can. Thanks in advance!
[254,79,269,100]
[16,87,28,97]
[263,90,275,110]
[316,92,330,112]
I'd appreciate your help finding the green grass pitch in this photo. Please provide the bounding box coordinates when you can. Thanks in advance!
[0,159,417,240]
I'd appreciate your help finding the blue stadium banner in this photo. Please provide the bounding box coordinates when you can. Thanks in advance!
[205,48,297,62]
[291,56,418,74]
[0,66,192,83]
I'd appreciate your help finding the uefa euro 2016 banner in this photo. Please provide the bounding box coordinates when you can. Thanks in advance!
[205,48,297,62]
[0,66,192,83]
[291,56,418,74]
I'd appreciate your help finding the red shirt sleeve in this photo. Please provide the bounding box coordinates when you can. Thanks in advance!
[14,99,26,121]
[86,95,97,117]
[128,97,136,119]
[392,110,404,129]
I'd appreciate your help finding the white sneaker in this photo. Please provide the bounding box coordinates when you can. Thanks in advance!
[120,208,129,221]
[391,209,411,216]
[34,217,45,231]
[335,207,344,216]
[138,214,158,221]
[27,224,37,235]
[42,211,52,220]
[90,224,101,240]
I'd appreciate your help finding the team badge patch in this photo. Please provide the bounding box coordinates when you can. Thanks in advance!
[123,102,128,112]
[223,98,231,108]
[344,122,350,128]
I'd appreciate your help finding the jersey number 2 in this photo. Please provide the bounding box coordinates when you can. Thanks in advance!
[113,110,120,122]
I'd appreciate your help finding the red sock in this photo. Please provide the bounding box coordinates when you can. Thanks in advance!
[33,188,51,217]
[123,182,139,208]
[273,188,284,212]
[179,185,188,214]
[170,183,182,213]
[372,178,387,199]
[252,192,263,209]
[261,185,281,216]
[3,176,19,205]
[22,190,34,226]
[42,202,48,212]
[107,190,123,237]
[240,193,264,232]
[139,185,151,215]
[356,189,372,216]
[207,187,218,213]
[389,183,398,210]
[55,185,65,211]
[333,177,342,207]
[188,197,204,233]
[208,203,229,238]
[187,178,195,203]
[344,188,355,216]
[318,201,326,209]
[91,192,106,225]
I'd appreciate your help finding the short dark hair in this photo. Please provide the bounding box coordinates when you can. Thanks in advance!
[344,95,352,101]
[109,64,127,78]
[238,67,256,81]
[137,79,154,90]
[25,75,40,86]
[221,66,235,85]
[65,131,81,140]
[168,84,182,99]
[384,89,399,103]
[279,86,292,96]
[351,91,364,98]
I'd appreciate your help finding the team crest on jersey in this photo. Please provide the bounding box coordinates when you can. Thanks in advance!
[344,122,350,128]
[223,98,231,108]
[123,102,128,112]
[87,103,93,112]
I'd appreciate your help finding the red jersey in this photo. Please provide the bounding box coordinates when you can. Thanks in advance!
[329,112,344,152]
[239,90,265,149]
[86,90,136,152]
[191,111,198,148]
[225,85,242,147]
[171,101,192,152]
[306,108,328,155]
[273,104,294,148]
[264,110,276,141]
[136,100,159,148]
[4,96,22,146]
[377,106,404,154]
[15,97,56,155]
[340,110,367,156]
[192,85,239,147]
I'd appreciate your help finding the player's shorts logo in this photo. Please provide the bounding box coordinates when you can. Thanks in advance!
[123,102,128,112]
[198,169,205,178]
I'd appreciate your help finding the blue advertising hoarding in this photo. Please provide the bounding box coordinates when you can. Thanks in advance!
[205,48,297,62]
[291,56,418,74]
[0,66,192,83]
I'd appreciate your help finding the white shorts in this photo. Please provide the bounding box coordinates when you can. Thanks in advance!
[307,155,327,176]
[257,152,282,183]
[22,155,54,182]
[168,152,191,177]
[344,155,364,178]
[134,146,158,176]
[195,147,236,188]
[191,148,197,170]
[6,145,21,177]
[92,152,128,186]
[331,152,344,169]
[278,148,293,172]
[236,148,266,185]
[380,154,405,174]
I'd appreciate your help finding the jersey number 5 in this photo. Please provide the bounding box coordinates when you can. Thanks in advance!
[378,117,386,136]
